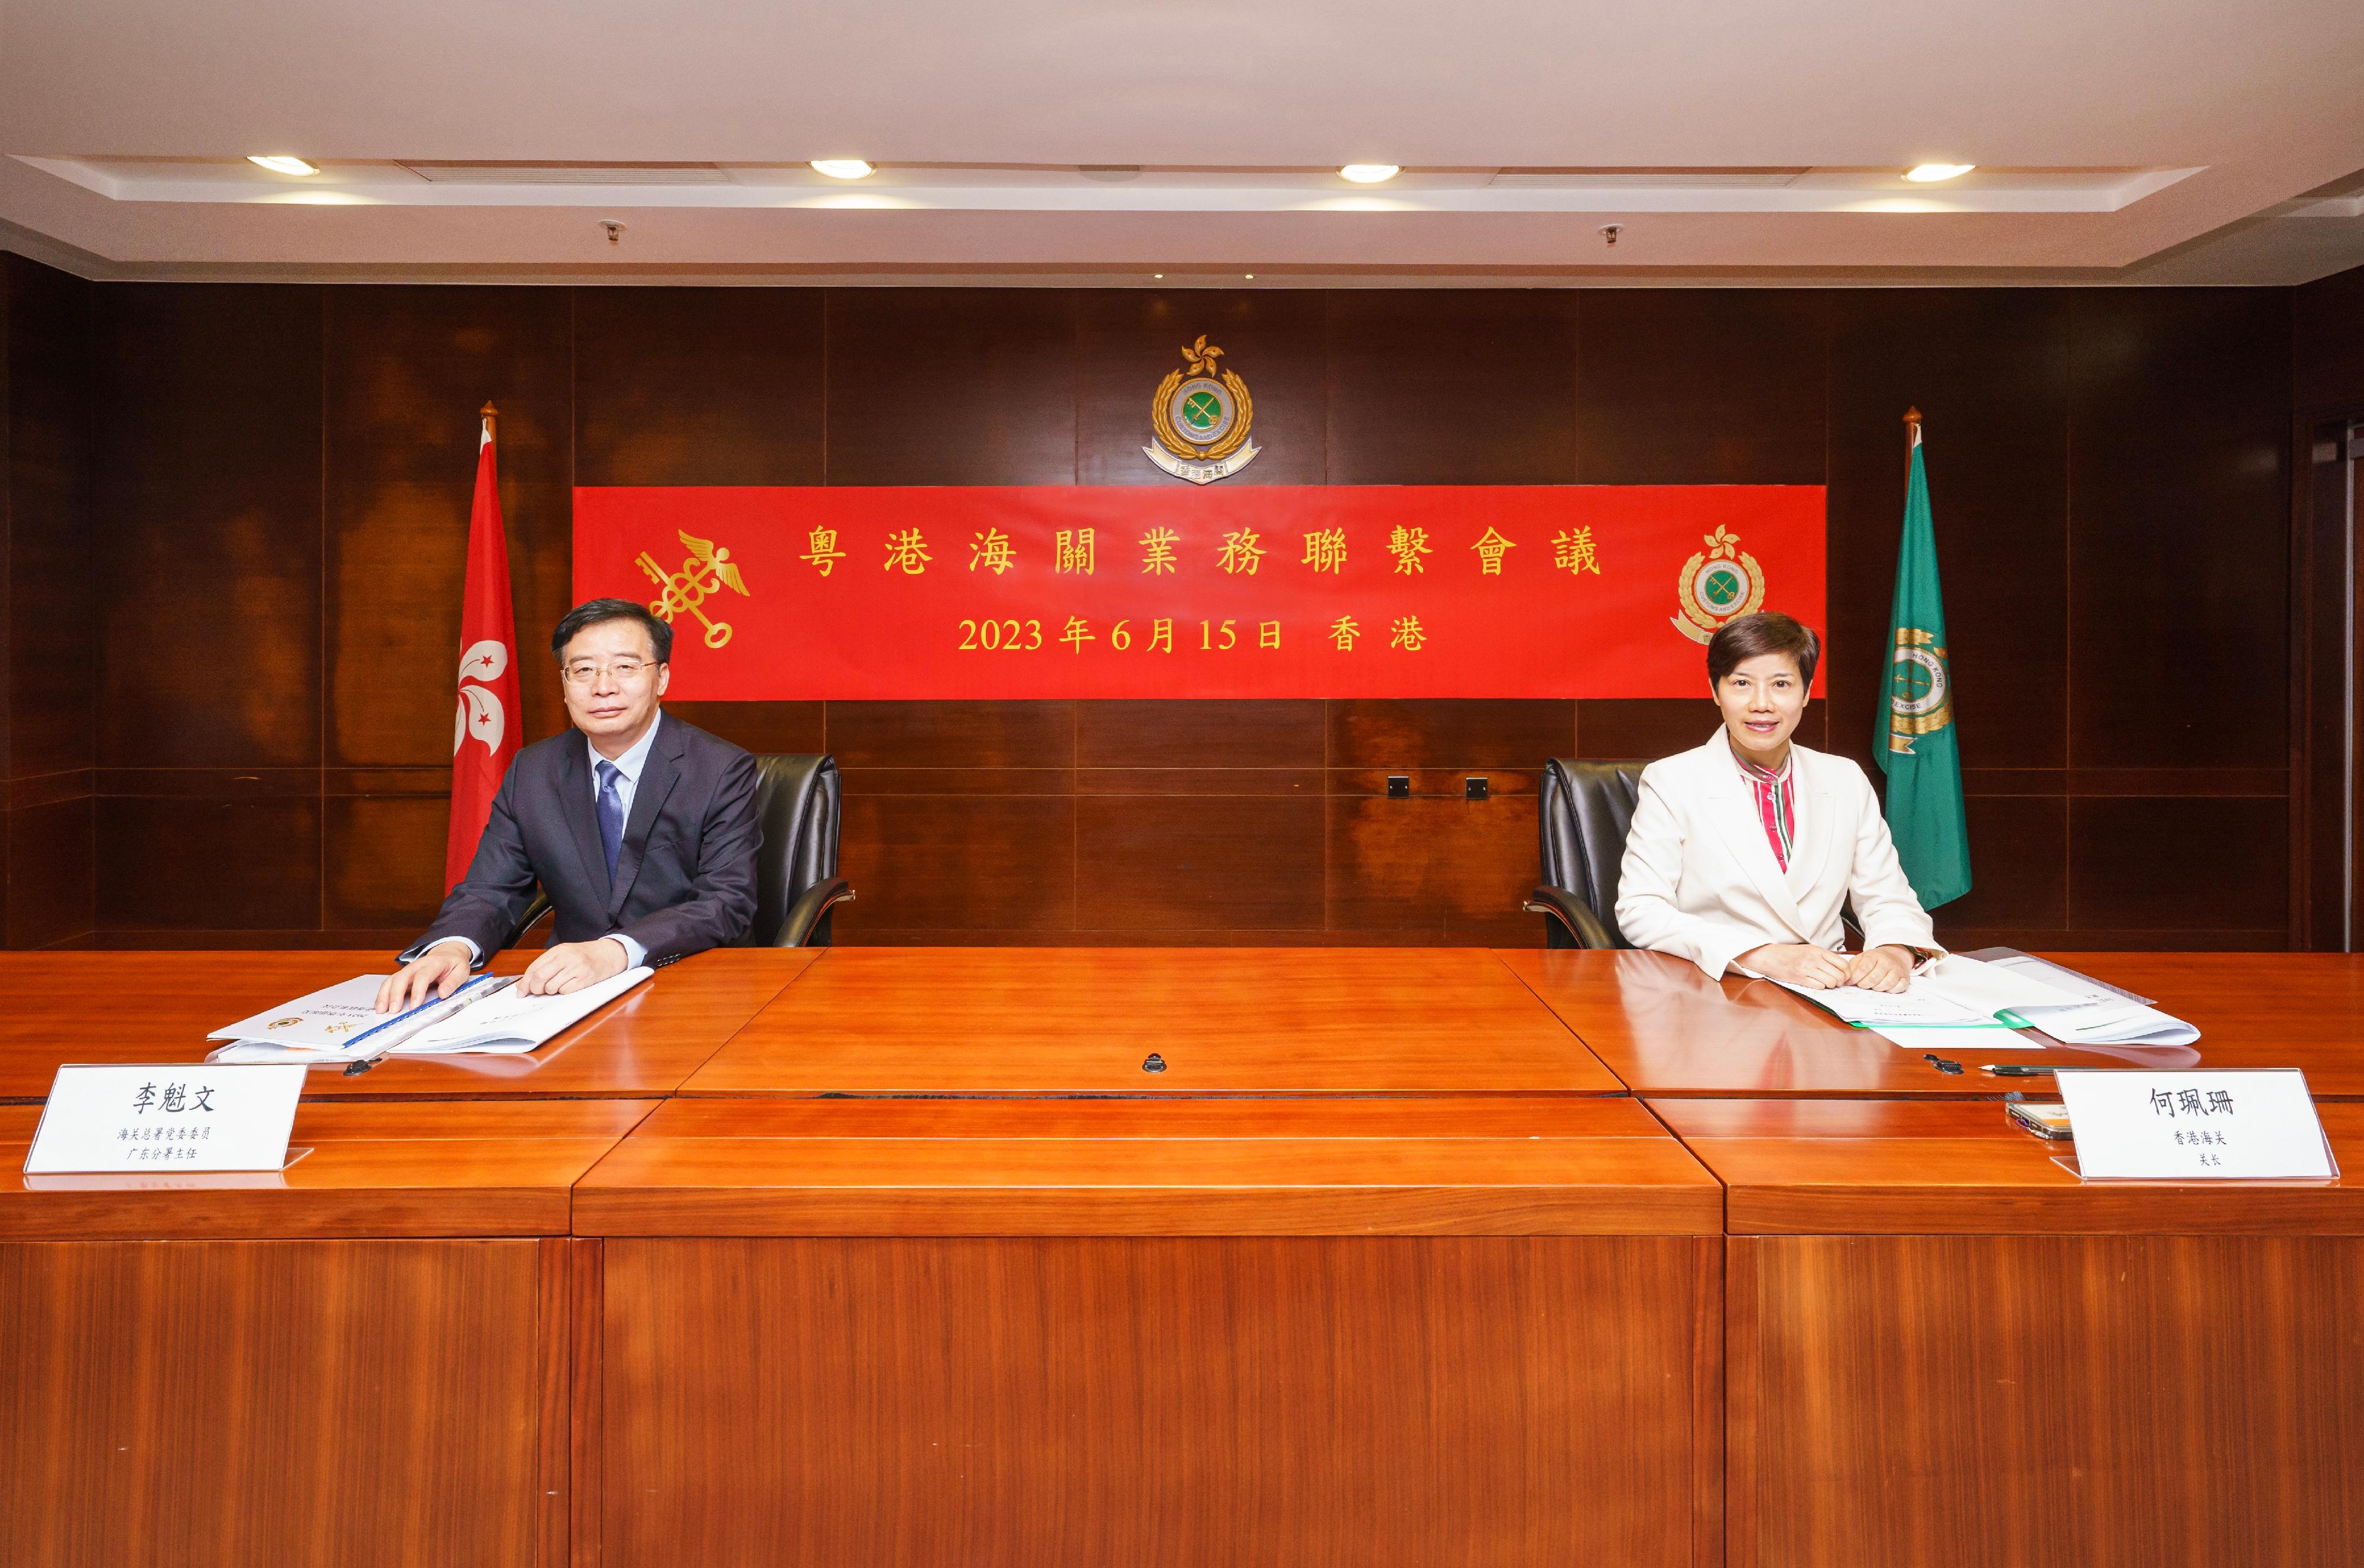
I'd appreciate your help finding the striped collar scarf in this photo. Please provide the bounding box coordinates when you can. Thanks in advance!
[1731,745,1797,872]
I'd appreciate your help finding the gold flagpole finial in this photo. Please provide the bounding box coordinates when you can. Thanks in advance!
[1902,405,1922,432]
[480,400,498,435]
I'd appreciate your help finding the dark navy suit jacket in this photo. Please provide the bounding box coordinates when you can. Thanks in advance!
[401,713,759,968]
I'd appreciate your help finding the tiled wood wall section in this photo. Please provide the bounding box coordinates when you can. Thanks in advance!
[1,257,2352,947]
[1,254,95,949]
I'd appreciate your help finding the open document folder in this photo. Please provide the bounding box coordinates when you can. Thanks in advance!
[1771,953,2200,1047]
[207,968,652,1063]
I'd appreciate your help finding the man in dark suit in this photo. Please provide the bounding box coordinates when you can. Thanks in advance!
[376,598,759,1010]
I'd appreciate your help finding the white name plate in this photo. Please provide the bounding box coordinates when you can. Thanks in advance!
[2054,1068,2337,1181]
[24,1064,307,1174]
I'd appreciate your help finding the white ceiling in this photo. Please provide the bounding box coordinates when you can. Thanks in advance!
[4,0,2362,285]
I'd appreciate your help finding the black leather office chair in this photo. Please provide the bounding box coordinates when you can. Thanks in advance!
[745,752,852,947]
[1524,758,1648,949]
[508,751,852,950]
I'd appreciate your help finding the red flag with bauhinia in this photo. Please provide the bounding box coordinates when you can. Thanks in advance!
[447,401,524,890]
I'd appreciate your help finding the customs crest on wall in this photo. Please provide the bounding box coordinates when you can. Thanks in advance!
[1669,525,1767,644]
[1144,335,1259,484]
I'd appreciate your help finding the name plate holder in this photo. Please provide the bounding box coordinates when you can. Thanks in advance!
[2051,1068,2339,1183]
[24,1064,310,1176]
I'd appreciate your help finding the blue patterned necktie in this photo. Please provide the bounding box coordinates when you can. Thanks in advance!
[595,760,625,881]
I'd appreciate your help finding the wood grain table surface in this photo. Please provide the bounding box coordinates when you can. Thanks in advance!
[0,947,819,1102]
[0,1098,658,1239]
[679,946,1626,1097]
[1650,1096,2364,1234]
[574,1094,1719,1235]
[1502,947,2364,1099]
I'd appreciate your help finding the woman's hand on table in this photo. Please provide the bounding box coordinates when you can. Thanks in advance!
[1737,943,1851,989]
[1841,944,1916,994]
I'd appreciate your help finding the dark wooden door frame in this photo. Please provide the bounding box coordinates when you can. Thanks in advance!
[2292,408,2363,951]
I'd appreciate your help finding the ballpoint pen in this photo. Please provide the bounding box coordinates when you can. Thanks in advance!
[342,974,515,1076]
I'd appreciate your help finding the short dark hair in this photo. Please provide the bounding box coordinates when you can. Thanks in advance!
[1706,611,1820,688]
[550,598,672,664]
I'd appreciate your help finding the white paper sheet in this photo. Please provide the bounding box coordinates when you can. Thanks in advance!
[1869,1024,2041,1051]
[391,966,651,1053]
[207,973,514,1062]
[1775,955,2199,1047]
[207,976,400,1048]
[1916,955,2088,1015]
[1769,976,1986,1027]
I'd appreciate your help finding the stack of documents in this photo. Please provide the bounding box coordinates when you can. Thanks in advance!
[207,968,652,1064]
[1772,953,2199,1050]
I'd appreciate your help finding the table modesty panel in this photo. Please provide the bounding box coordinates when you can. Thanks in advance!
[1658,1099,2364,1568]
[596,1231,1721,1568]
[0,1237,577,1568]
[583,1094,1724,1567]
[0,1100,640,1568]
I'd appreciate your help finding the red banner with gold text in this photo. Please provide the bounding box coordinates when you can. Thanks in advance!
[573,485,1824,700]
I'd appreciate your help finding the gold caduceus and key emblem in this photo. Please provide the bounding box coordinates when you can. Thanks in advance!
[639,530,751,650]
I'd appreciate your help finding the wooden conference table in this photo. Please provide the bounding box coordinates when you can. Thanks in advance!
[2,946,2358,1568]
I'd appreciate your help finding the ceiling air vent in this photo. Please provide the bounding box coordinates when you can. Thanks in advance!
[395,161,735,186]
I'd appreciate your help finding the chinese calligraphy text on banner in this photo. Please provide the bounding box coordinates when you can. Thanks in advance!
[573,485,1826,700]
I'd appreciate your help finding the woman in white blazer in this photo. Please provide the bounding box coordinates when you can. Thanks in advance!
[1615,612,1938,992]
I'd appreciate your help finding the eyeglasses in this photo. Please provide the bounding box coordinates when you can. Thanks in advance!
[560,658,655,686]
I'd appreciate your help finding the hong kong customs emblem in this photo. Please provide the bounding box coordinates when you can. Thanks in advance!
[1144,335,1259,484]
[1669,525,1767,644]
[1886,627,1954,754]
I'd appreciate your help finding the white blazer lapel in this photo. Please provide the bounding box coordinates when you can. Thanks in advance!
[1696,739,1814,940]
[1786,749,1842,900]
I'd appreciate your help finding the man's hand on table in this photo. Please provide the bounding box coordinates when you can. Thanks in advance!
[375,942,473,1013]
[518,937,630,996]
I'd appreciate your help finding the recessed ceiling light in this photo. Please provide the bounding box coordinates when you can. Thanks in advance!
[1244,274,1254,280]
[247,155,318,176]
[1340,164,1401,184]
[1903,163,1975,183]
[810,160,874,180]
[1153,273,1164,279]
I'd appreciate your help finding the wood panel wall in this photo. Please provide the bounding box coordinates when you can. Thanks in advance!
[4,254,2353,950]
[0,255,95,950]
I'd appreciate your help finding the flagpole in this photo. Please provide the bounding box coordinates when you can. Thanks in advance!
[480,400,498,441]
[449,398,523,891]
[1878,401,1971,908]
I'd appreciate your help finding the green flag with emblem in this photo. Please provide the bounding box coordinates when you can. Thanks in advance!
[1875,411,1972,908]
